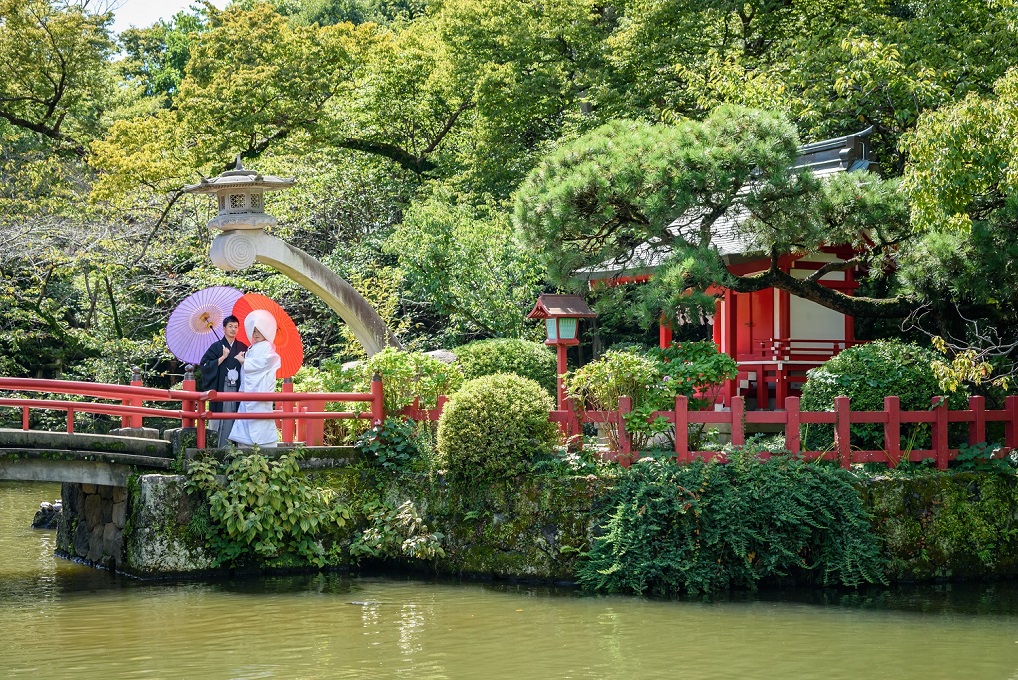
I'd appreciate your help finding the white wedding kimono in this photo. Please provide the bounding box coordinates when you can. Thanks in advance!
[229,311,282,448]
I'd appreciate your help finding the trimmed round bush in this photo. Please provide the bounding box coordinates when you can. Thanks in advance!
[437,373,559,480]
[800,340,966,451]
[452,338,558,396]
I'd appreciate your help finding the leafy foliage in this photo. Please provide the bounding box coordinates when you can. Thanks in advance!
[578,447,887,597]
[362,348,463,414]
[800,340,968,451]
[452,338,557,396]
[355,417,430,473]
[566,343,736,450]
[437,373,559,481]
[349,499,445,562]
[186,450,351,567]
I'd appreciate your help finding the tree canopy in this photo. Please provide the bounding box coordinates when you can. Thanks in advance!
[1,0,1017,383]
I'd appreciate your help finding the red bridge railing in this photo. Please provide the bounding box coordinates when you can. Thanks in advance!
[0,373,385,449]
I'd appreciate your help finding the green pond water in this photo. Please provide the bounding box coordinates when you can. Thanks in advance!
[3,481,1018,679]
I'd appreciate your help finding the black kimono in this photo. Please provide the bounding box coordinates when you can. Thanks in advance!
[199,337,248,443]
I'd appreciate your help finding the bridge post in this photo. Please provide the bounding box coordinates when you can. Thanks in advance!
[371,373,385,424]
[129,366,143,428]
[182,365,196,428]
[281,378,295,444]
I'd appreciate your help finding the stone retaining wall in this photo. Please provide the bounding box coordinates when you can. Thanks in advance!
[56,482,128,569]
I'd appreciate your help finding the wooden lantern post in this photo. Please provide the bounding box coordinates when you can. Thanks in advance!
[527,294,596,409]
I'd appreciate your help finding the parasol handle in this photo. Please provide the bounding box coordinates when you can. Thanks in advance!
[199,311,222,340]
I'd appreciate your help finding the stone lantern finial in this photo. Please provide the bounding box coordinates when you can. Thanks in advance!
[234,153,244,171]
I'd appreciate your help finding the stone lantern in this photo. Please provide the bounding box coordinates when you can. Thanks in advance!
[181,154,402,356]
[183,155,295,270]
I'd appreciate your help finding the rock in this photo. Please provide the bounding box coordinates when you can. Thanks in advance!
[73,519,90,558]
[32,502,60,530]
[425,349,458,364]
[112,501,127,529]
[108,426,160,439]
[87,525,104,563]
[84,493,102,528]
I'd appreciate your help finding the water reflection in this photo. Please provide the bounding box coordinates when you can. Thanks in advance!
[3,482,1018,679]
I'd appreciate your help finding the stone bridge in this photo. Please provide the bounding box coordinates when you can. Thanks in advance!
[0,428,176,485]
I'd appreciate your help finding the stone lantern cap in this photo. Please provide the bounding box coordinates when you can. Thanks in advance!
[182,155,295,195]
[182,155,295,232]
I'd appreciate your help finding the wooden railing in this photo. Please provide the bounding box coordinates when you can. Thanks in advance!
[5,374,1016,471]
[399,393,1018,471]
[0,374,385,449]
[735,339,867,408]
[738,338,864,363]
[565,394,1017,469]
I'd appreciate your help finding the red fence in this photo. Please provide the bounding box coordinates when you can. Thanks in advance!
[0,374,385,449]
[558,394,1018,469]
[400,393,1018,470]
[3,374,1016,470]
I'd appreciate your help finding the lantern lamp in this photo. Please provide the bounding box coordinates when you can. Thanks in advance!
[527,294,596,408]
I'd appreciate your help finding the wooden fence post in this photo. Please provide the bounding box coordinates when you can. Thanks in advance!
[835,395,851,469]
[731,396,745,447]
[884,396,901,468]
[674,395,689,463]
[281,378,294,444]
[618,395,633,466]
[371,373,385,424]
[1006,396,1018,449]
[129,366,143,428]
[969,395,986,446]
[784,397,800,455]
[435,394,448,421]
[182,365,196,428]
[933,396,949,470]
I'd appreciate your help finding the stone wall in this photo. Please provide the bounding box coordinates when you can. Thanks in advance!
[122,474,215,576]
[78,467,1018,584]
[56,482,128,569]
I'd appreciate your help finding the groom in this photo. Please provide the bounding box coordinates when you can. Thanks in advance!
[198,315,248,445]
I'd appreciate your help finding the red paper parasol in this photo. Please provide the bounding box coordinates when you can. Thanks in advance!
[232,293,304,378]
[165,286,244,364]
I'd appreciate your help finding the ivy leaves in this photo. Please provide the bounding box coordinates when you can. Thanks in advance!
[187,451,351,567]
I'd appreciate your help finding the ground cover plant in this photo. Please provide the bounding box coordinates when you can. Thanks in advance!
[578,445,888,597]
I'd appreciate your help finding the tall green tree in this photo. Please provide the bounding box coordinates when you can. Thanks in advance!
[515,107,913,323]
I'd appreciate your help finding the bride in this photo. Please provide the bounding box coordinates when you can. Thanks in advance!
[228,309,282,448]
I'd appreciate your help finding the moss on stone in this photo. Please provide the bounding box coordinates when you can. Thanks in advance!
[862,472,1018,581]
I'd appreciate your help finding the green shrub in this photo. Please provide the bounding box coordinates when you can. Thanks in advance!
[577,446,887,596]
[186,451,351,567]
[355,417,430,473]
[800,340,968,452]
[292,351,463,444]
[362,347,463,414]
[436,373,559,480]
[452,338,557,396]
[566,343,737,450]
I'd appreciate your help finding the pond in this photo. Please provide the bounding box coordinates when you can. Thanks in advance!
[2,481,1018,679]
